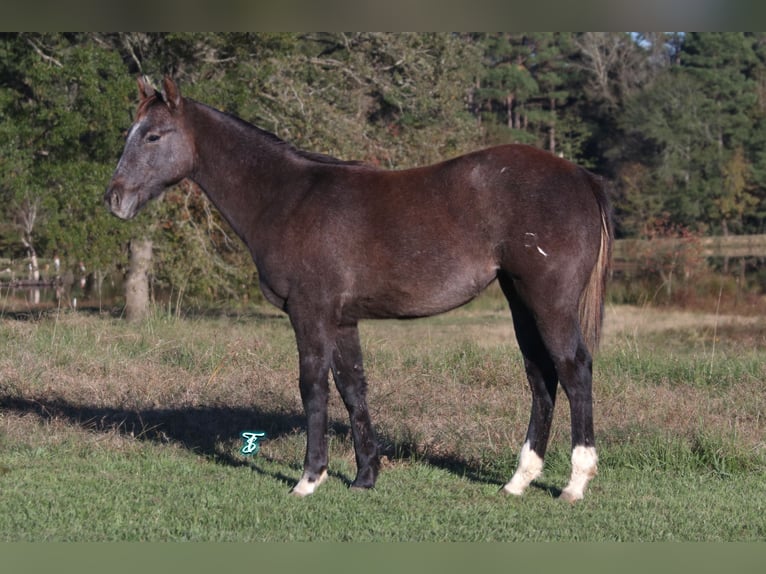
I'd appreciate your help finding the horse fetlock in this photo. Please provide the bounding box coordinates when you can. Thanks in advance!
[351,466,378,490]
[502,442,544,496]
[560,445,598,502]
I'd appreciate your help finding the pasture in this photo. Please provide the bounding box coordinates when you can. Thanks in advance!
[0,293,764,541]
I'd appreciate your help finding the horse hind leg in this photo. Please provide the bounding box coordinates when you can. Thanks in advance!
[499,274,598,501]
[556,342,598,503]
[502,356,557,496]
[500,284,558,496]
[536,313,598,502]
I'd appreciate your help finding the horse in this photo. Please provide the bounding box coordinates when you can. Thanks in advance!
[105,76,613,502]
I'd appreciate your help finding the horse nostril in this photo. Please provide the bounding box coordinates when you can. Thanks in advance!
[105,188,120,211]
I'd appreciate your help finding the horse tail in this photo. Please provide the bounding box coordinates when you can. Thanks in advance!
[579,174,613,354]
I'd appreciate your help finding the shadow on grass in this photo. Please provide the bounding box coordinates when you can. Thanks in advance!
[0,395,505,490]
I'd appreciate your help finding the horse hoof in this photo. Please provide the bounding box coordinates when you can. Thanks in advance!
[290,469,328,497]
[500,484,525,496]
[558,489,583,504]
[349,483,374,492]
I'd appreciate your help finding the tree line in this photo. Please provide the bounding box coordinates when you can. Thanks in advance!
[1,33,765,306]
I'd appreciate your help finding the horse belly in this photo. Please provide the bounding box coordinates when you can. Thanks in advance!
[349,257,497,320]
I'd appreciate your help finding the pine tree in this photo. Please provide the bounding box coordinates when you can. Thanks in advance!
[680,33,759,233]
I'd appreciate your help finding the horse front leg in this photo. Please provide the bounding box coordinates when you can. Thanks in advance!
[331,324,379,490]
[290,319,334,498]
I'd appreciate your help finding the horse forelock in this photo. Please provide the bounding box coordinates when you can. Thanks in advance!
[135,92,164,120]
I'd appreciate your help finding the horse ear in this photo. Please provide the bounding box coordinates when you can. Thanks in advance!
[161,76,183,112]
[137,76,156,102]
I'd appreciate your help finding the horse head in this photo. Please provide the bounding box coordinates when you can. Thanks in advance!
[104,76,194,220]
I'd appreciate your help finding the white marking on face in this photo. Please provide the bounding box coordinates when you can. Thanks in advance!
[126,120,142,144]
[115,119,145,173]
[560,445,598,502]
[536,246,548,257]
[290,469,328,497]
[502,441,544,496]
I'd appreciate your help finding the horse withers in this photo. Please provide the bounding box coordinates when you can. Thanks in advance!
[105,76,613,501]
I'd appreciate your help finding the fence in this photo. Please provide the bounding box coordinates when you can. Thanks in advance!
[613,234,766,275]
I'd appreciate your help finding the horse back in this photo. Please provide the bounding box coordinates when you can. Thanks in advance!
[257,144,606,319]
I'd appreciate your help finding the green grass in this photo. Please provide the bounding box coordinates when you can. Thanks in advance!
[1,302,765,541]
[1,433,764,542]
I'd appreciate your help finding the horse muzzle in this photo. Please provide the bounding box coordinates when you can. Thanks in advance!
[104,183,138,220]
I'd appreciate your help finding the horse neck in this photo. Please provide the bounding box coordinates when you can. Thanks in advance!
[185,100,305,244]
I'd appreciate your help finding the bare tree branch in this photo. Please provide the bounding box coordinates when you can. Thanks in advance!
[26,37,63,68]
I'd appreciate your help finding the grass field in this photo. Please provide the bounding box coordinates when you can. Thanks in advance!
[0,293,764,541]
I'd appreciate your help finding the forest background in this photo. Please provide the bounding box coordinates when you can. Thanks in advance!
[1,32,765,311]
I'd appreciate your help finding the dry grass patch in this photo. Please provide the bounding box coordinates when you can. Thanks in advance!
[1,302,764,479]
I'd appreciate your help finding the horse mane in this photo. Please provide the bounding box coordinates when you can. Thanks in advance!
[137,93,368,168]
[197,99,368,168]
[253,125,368,167]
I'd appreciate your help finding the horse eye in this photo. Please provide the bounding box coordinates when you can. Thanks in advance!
[146,133,161,142]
